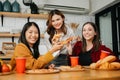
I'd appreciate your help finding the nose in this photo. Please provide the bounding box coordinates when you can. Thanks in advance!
[32,32,36,36]
[54,21,58,25]
[84,30,89,34]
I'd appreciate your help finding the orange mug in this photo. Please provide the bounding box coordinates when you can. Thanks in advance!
[15,57,26,73]
[100,50,109,59]
[70,56,79,67]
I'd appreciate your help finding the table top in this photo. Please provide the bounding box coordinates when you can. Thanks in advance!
[0,68,120,80]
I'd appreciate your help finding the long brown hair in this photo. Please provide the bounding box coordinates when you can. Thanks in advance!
[82,22,100,52]
[46,9,67,44]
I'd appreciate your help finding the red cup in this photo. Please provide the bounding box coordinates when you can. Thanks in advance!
[15,57,26,73]
[100,50,109,59]
[70,56,79,67]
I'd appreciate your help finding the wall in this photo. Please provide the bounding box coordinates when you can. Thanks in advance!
[0,0,95,55]
[90,0,115,14]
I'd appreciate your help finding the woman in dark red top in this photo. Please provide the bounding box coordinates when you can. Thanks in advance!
[72,22,115,66]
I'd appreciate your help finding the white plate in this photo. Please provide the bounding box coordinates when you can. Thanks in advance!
[0,71,13,75]
[25,69,60,74]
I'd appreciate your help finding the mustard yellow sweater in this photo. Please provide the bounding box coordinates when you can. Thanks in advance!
[10,43,54,70]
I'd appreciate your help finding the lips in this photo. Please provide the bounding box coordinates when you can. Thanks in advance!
[31,39,37,42]
[54,23,61,28]
[55,25,60,28]
[30,38,37,42]
[84,34,90,37]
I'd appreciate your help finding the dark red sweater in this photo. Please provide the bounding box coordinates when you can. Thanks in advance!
[72,41,114,63]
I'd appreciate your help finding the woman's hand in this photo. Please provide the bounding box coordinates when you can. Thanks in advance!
[76,36,81,41]
[52,34,61,45]
[66,43,72,55]
[49,42,63,53]
[72,36,81,41]
[48,64,55,69]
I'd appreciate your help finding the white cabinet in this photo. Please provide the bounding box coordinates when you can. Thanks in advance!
[46,0,90,10]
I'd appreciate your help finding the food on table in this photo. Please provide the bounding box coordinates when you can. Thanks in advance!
[98,55,116,64]
[7,64,12,71]
[2,64,10,72]
[59,66,71,71]
[0,59,12,73]
[89,63,97,69]
[58,65,84,71]
[90,55,120,70]
[26,69,60,74]
[110,62,120,69]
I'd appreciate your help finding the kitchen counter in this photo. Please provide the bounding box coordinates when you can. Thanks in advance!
[0,68,120,80]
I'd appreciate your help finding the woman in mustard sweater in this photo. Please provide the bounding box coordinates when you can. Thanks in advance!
[10,22,63,70]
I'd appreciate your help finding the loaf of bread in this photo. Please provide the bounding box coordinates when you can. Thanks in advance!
[99,62,120,70]
[99,62,110,70]
[95,59,103,68]
[110,62,120,69]
[95,55,116,67]
[90,63,97,69]
[59,66,71,71]
[100,55,116,64]
[90,55,120,70]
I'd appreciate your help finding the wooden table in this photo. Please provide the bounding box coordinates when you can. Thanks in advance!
[0,69,120,80]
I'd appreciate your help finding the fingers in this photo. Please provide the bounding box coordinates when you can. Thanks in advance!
[52,34,62,44]
[76,36,81,41]
[52,38,59,44]
[50,42,64,53]
[48,64,55,69]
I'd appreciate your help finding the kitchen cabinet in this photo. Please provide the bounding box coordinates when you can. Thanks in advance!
[0,12,46,42]
[0,33,20,42]
[0,12,48,26]
[0,33,20,38]
[0,33,44,38]
[0,33,44,42]
[0,12,48,19]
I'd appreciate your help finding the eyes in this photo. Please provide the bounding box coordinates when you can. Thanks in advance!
[83,28,93,32]
[28,31,38,34]
[52,18,60,22]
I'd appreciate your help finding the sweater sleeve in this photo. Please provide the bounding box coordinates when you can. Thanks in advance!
[10,43,54,70]
[100,45,114,55]
[91,45,116,63]
[72,41,82,56]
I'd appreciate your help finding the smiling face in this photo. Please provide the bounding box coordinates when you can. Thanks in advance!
[25,25,39,47]
[82,23,96,42]
[51,14,64,30]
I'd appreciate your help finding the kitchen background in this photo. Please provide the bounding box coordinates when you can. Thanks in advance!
[0,0,119,55]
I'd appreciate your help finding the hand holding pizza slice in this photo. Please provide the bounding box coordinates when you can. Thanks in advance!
[60,37,73,45]
[52,34,62,45]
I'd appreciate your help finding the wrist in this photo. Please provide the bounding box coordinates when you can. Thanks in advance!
[49,48,55,54]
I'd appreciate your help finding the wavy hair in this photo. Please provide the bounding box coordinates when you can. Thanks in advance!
[46,9,67,44]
